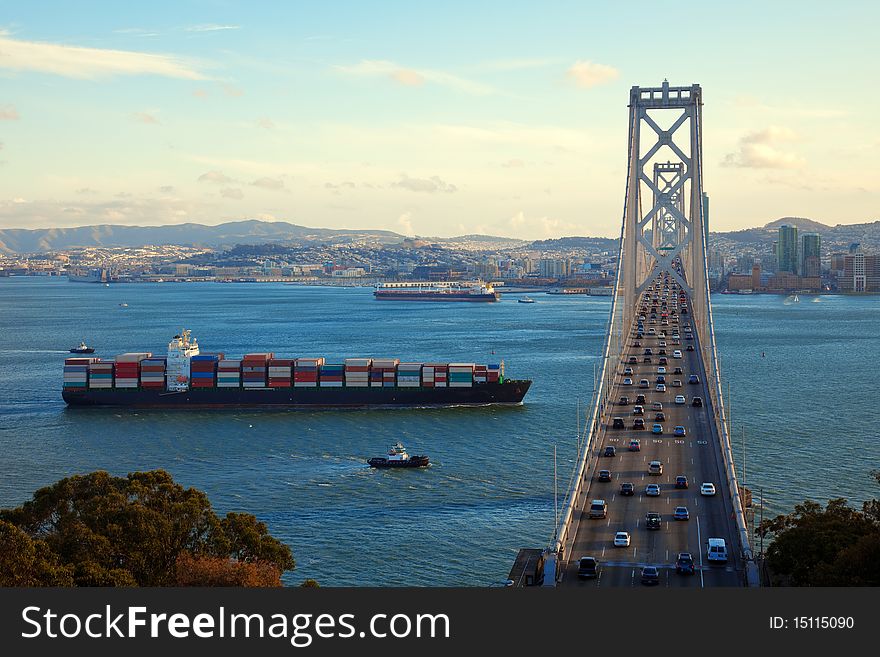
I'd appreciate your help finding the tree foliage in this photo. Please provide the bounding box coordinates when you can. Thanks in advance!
[0,470,295,587]
[757,494,880,586]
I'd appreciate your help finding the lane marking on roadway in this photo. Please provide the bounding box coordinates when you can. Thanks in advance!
[697,515,705,588]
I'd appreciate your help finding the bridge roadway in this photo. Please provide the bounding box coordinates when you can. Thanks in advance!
[560,288,743,587]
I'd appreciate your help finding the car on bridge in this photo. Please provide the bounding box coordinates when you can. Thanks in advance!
[674,395,686,405]
[648,460,663,475]
[654,412,665,422]
[656,384,666,392]
[645,483,661,496]
[673,426,686,437]
[633,418,646,430]
[673,350,682,358]
[598,470,612,482]
[612,417,625,429]
[700,482,717,496]
[692,396,703,407]
[635,394,647,404]
[620,482,635,495]
[640,566,660,586]
[644,348,653,355]
[688,374,700,384]
[577,556,600,579]
[623,377,633,386]
[603,446,617,457]
[645,511,662,530]
[643,356,652,363]
[652,423,663,434]
[672,379,682,387]
[639,379,649,388]
[628,439,641,452]
[651,401,662,410]
[673,366,683,374]
[686,344,694,350]
[658,357,668,365]
[673,506,690,521]
[633,405,644,415]
[614,531,631,547]
[674,475,689,489]
[624,366,634,375]
[627,356,638,364]
[675,552,695,575]
[656,375,666,384]
[589,500,607,518]
[657,366,666,374]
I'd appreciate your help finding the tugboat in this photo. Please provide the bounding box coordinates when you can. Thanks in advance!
[69,341,95,354]
[367,442,430,468]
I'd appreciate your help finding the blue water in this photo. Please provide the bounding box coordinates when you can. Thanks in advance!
[0,280,875,585]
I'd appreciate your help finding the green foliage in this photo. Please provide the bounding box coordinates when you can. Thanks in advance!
[0,470,295,587]
[300,578,320,588]
[757,495,880,586]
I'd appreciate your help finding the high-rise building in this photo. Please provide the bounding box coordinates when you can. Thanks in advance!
[776,225,799,274]
[840,253,880,292]
[539,258,571,279]
[800,233,821,278]
[751,264,762,291]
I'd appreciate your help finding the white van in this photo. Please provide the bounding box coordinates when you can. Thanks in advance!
[589,500,607,519]
[707,538,728,563]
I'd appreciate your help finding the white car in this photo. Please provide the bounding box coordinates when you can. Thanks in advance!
[673,350,682,359]
[672,379,682,387]
[674,394,686,405]
[623,377,633,385]
[614,531,631,547]
[657,366,667,374]
[645,484,661,497]
[700,483,717,496]
[656,384,666,392]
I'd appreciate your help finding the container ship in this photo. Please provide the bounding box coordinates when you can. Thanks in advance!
[373,281,500,302]
[62,330,531,409]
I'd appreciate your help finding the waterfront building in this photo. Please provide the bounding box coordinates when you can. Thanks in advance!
[776,225,799,274]
[800,233,821,278]
[839,253,880,292]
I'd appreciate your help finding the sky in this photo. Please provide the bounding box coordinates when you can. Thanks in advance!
[0,0,878,239]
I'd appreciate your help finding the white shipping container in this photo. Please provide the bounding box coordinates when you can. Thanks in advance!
[116,352,152,362]
[398,381,420,388]
[448,381,473,387]
[345,381,369,387]
[344,358,372,367]
[293,381,318,387]
[319,381,343,387]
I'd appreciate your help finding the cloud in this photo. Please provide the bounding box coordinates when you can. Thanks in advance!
[198,170,234,184]
[0,33,207,80]
[220,187,243,199]
[114,28,160,38]
[250,177,285,191]
[335,60,494,95]
[132,111,160,124]
[566,60,619,88]
[501,158,526,168]
[75,187,97,195]
[256,117,275,129]
[158,185,175,193]
[392,174,457,194]
[0,105,20,120]
[722,126,806,169]
[185,24,241,32]
[398,212,414,235]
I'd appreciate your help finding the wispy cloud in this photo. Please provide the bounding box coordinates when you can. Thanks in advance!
[132,111,160,124]
[185,24,241,33]
[198,170,234,184]
[566,60,619,88]
[0,105,19,120]
[722,126,806,169]
[220,187,243,199]
[392,174,457,194]
[335,60,494,95]
[114,28,160,38]
[251,177,285,191]
[0,32,206,80]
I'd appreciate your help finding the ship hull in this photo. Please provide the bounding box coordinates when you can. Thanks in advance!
[373,292,499,302]
[62,380,531,409]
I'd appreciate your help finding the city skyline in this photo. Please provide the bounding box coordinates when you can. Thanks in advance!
[1,1,879,238]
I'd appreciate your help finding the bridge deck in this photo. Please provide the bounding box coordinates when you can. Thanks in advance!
[560,280,743,587]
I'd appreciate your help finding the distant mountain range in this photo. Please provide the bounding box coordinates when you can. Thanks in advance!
[1,216,878,254]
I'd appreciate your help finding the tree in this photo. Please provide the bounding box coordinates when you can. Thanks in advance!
[173,553,282,587]
[0,521,74,586]
[0,470,296,587]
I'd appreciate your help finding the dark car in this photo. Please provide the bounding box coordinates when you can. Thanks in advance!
[643,356,652,363]
[633,341,642,347]
[612,417,625,429]
[578,556,600,579]
[627,356,638,364]
[645,511,661,530]
[686,344,695,351]
[675,552,695,576]
[673,367,683,375]
[656,375,666,384]
[633,418,646,430]
[635,394,647,404]
[644,348,653,356]
[675,475,689,489]
[618,396,630,406]
[688,374,700,384]
[658,349,667,356]
[640,566,660,585]
[658,357,668,365]
[620,482,635,496]
[692,396,703,407]
[598,469,612,482]
[604,446,617,457]
[655,412,665,422]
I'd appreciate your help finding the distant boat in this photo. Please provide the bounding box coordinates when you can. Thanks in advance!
[104,283,110,287]
[518,296,536,304]
[69,341,95,354]
[367,442,429,469]
[119,302,129,308]
[793,294,800,303]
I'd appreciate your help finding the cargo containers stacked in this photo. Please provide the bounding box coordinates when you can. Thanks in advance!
[487,362,503,384]
[370,359,399,387]
[423,363,448,387]
[242,353,272,388]
[448,363,475,388]
[191,353,222,389]
[397,363,422,387]
[318,363,344,387]
[474,364,488,385]
[268,358,295,388]
[115,353,151,389]
[217,359,241,388]
[64,357,96,389]
[294,358,324,387]
[88,360,114,389]
[344,358,371,387]
[140,359,166,388]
